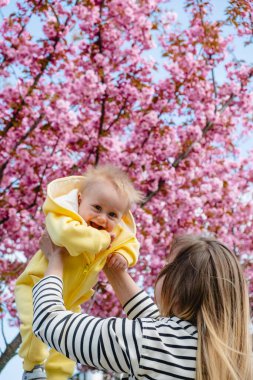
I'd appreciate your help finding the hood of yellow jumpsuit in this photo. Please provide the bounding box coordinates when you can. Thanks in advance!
[43,175,137,237]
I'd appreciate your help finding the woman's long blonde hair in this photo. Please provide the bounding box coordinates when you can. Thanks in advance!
[157,235,252,380]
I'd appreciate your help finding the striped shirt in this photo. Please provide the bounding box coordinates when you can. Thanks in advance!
[32,276,198,379]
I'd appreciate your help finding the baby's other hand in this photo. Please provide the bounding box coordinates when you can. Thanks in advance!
[106,253,128,270]
[108,232,115,249]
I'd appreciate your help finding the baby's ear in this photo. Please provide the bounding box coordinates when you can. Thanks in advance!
[78,192,82,205]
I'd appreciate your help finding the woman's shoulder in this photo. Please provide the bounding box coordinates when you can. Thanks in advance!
[135,315,198,379]
[140,315,198,338]
[165,315,198,337]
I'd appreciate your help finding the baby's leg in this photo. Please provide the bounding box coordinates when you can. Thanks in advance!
[15,278,48,370]
[45,349,76,380]
[45,304,81,380]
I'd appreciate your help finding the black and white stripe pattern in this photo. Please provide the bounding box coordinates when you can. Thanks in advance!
[33,276,198,379]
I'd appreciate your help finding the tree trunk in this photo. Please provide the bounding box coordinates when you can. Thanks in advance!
[0,333,21,372]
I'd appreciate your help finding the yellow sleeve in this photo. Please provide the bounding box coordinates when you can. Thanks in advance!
[115,236,140,267]
[45,213,111,261]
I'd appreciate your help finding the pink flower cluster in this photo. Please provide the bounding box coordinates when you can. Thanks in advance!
[0,0,252,326]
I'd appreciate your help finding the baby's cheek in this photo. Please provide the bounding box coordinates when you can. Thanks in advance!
[106,225,113,233]
[107,221,117,233]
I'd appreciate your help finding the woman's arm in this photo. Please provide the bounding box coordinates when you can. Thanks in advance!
[104,260,160,319]
[103,261,142,306]
[32,275,143,376]
[39,230,64,278]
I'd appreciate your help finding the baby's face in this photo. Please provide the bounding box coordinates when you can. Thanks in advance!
[78,180,128,233]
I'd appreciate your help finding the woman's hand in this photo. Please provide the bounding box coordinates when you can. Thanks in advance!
[107,253,128,270]
[39,230,58,259]
[40,230,65,278]
[103,262,141,307]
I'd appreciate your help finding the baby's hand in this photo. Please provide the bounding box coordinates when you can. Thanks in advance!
[108,232,115,249]
[109,232,115,242]
[106,253,128,270]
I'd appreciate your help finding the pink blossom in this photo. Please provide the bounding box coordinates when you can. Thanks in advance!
[0,0,9,6]
[0,0,252,327]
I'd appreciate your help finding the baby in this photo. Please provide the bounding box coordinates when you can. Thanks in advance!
[15,164,142,380]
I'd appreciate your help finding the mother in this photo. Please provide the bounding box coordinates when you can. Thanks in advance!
[32,232,252,380]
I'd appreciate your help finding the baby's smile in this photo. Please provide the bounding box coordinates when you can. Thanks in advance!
[89,221,105,230]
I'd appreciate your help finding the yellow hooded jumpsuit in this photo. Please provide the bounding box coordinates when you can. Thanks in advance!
[15,176,139,380]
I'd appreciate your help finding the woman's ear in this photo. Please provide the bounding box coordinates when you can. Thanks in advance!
[78,192,82,206]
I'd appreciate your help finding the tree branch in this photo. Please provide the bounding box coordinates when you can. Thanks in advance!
[0,2,43,68]
[0,114,44,183]
[141,92,236,207]
[0,136,59,226]
[0,333,21,372]
[105,98,128,131]
[0,0,79,141]
[141,178,165,207]
[1,318,7,347]
[94,1,106,166]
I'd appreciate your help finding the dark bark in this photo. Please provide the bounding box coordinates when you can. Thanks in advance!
[0,332,21,372]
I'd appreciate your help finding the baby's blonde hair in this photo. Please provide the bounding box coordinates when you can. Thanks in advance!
[81,164,143,211]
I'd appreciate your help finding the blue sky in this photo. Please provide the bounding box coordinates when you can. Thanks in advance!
[0,0,252,379]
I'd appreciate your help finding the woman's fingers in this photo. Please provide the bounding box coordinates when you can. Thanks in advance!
[39,230,56,258]
[106,254,116,268]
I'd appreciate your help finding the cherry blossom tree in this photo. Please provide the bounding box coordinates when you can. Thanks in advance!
[0,0,252,371]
